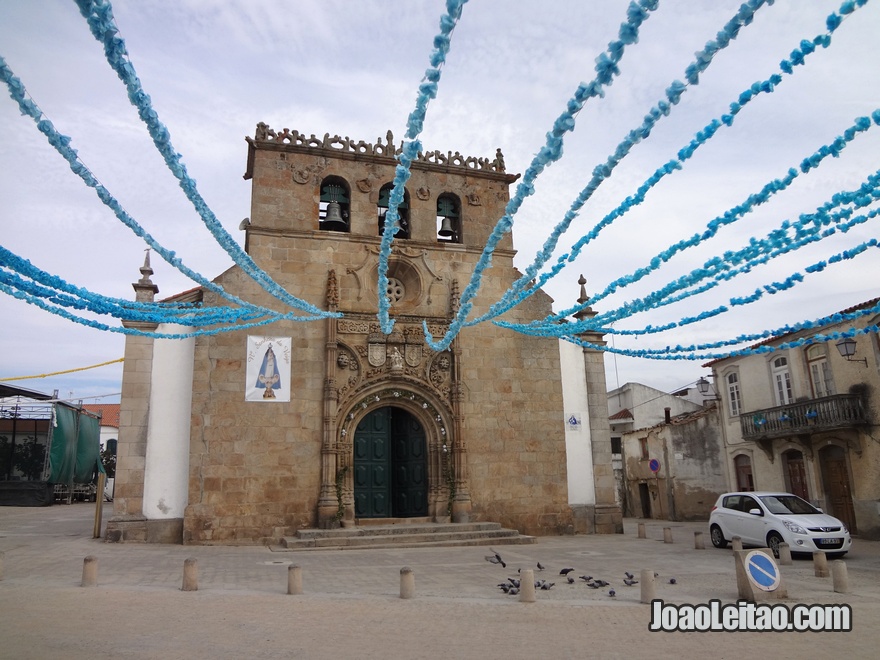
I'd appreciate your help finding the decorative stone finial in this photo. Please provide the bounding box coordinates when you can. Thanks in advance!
[573,274,594,322]
[132,249,158,303]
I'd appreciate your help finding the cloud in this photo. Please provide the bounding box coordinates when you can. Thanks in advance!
[1,0,878,399]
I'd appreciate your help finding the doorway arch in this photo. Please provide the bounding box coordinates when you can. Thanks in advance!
[334,385,456,524]
[353,407,428,518]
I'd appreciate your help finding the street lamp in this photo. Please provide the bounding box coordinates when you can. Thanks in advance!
[697,376,720,402]
[835,337,868,367]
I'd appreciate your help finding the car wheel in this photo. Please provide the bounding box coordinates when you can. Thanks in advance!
[710,524,728,549]
[767,531,784,558]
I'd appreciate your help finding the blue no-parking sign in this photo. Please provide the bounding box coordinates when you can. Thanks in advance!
[648,458,661,473]
[744,550,781,592]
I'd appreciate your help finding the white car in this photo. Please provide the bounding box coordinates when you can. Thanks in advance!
[709,491,852,558]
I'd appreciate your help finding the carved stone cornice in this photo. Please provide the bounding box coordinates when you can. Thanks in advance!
[245,124,520,184]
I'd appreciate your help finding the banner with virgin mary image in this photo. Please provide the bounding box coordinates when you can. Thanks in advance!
[245,336,292,402]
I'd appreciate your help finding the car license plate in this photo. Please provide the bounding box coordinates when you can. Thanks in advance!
[818,538,838,545]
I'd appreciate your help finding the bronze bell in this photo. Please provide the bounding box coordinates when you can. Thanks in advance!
[322,201,348,231]
[438,216,455,237]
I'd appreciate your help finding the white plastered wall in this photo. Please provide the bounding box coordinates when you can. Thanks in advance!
[142,324,194,519]
[559,339,595,506]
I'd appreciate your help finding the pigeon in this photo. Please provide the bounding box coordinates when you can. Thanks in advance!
[537,562,546,571]
[508,587,519,596]
[586,582,600,589]
[540,582,555,590]
[578,575,593,583]
[498,583,510,593]
[624,571,634,580]
[669,578,677,585]
[592,579,609,588]
[566,576,575,585]
[623,578,639,586]
[559,568,575,576]
[608,588,616,597]
[507,578,520,588]
[485,549,506,568]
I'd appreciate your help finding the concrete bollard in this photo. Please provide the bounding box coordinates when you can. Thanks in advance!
[732,536,743,552]
[831,560,849,593]
[637,522,646,539]
[813,552,829,578]
[778,543,792,565]
[639,569,656,604]
[399,566,415,599]
[182,557,199,591]
[663,527,673,544]
[287,564,303,595]
[519,568,536,603]
[81,555,98,587]
[694,531,705,550]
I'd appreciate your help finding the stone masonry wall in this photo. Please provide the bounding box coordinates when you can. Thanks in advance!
[182,133,572,543]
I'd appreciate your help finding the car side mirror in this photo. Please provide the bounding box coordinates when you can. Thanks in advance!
[748,508,763,516]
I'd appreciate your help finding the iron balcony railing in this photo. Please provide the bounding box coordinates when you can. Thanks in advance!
[740,393,867,440]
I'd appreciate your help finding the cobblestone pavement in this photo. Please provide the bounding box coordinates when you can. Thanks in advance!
[2,503,879,658]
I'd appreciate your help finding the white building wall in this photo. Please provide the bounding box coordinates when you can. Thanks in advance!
[142,325,194,520]
[559,339,595,506]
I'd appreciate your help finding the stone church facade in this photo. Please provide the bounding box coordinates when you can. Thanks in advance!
[107,125,621,545]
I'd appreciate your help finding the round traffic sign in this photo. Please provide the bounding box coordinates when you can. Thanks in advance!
[744,550,781,592]
[648,458,660,473]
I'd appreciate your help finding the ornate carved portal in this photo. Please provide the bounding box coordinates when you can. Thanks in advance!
[319,273,467,527]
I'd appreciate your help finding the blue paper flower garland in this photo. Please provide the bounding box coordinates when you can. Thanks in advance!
[422,0,664,351]
[469,0,785,331]
[0,0,876,357]
[72,0,337,319]
[471,0,868,331]
[377,0,468,334]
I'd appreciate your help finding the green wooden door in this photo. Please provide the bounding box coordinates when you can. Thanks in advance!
[391,410,428,517]
[354,409,391,518]
[353,407,427,518]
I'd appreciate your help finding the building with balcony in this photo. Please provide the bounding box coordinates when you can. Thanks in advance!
[706,297,880,539]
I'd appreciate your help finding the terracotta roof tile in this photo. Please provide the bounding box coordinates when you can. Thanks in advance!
[82,403,120,428]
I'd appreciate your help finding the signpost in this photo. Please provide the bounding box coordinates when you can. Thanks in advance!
[734,548,787,600]
[744,550,781,592]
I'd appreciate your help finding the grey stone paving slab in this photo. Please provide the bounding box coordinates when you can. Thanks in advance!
[2,503,879,658]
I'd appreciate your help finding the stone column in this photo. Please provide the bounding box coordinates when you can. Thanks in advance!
[449,280,472,523]
[106,253,159,542]
[575,276,623,534]
[318,270,342,528]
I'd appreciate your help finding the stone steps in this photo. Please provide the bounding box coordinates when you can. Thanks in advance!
[277,521,535,551]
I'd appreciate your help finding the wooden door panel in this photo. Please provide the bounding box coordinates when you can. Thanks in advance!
[353,409,391,518]
[820,447,857,534]
[391,409,428,518]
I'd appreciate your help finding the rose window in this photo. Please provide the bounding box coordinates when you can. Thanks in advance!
[386,277,405,304]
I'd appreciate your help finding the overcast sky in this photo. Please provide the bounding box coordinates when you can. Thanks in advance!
[1,0,878,404]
